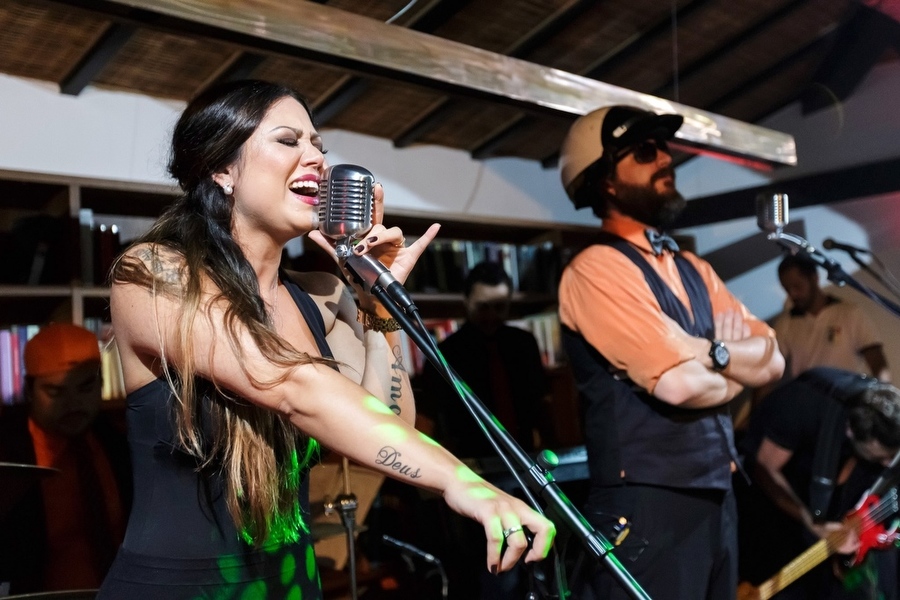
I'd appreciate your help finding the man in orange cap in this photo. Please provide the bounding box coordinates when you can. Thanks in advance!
[0,323,131,594]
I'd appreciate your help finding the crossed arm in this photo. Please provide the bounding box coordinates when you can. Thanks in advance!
[655,310,784,409]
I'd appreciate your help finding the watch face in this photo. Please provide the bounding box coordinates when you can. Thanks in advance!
[713,343,730,368]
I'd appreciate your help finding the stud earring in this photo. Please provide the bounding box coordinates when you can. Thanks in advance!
[223,183,233,195]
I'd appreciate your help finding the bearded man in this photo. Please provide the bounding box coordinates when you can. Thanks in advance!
[556,106,784,600]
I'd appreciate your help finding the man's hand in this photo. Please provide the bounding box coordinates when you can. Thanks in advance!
[715,309,750,342]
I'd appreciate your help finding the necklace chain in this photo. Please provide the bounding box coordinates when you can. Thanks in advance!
[268,278,279,319]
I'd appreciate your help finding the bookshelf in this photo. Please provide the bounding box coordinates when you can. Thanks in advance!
[0,171,174,405]
[0,170,598,431]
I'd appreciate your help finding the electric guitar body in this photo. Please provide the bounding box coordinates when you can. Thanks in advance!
[737,489,900,600]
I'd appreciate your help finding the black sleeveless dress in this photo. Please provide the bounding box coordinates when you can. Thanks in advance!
[98,276,329,599]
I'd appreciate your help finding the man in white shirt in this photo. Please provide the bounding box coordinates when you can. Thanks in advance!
[775,254,890,381]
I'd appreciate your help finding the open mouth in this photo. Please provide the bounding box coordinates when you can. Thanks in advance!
[289,180,320,199]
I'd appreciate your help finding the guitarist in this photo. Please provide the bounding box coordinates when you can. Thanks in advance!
[740,367,900,599]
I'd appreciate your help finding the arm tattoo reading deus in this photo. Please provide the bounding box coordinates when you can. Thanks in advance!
[375,446,422,480]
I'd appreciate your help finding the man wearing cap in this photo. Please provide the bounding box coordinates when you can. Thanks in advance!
[0,323,131,594]
[557,106,784,599]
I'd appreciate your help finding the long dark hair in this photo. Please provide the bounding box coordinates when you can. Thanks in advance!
[114,80,324,545]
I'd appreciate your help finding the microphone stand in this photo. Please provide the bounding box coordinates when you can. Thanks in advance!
[842,249,900,303]
[324,457,360,600]
[770,231,900,319]
[342,259,651,600]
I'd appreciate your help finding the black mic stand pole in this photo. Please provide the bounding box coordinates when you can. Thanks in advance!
[773,231,900,319]
[324,457,360,600]
[344,263,651,600]
[842,249,900,303]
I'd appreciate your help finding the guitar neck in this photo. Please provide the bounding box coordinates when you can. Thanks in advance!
[744,481,899,600]
[755,538,832,600]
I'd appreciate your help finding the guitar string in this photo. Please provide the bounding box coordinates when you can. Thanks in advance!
[757,491,899,598]
[763,495,897,589]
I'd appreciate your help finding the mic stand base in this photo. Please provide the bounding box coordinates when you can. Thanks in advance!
[326,493,360,600]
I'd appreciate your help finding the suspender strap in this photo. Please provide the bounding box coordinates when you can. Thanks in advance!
[593,232,713,338]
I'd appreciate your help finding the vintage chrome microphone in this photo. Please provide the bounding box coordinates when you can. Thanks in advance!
[317,163,375,258]
[756,192,789,237]
[317,164,416,314]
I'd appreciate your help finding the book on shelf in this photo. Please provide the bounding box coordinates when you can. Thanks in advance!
[79,208,95,286]
[507,312,563,368]
[0,324,39,405]
[401,314,563,376]
[94,223,122,286]
[83,318,126,401]
[406,238,567,294]
[0,322,128,405]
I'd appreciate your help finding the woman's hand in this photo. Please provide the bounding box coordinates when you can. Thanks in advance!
[308,182,440,299]
[442,473,556,573]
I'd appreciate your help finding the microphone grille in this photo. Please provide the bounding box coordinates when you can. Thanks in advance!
[756,193,788,233]
[822,238,835,250]
[318,164,375,239]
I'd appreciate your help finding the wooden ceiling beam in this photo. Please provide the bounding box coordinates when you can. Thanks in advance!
[52,0,797,168]
[582,0,716,81]
[197,52,269,98]
[393,97,457,148]
[653,0,809,100]
[312,0,469,132]
[392,0,594,149]
[673,155,900,228]
[60,21,135,95]
[470,115,533,160]
[404,0,476,32]
[707,35,833,114]
[312,78,371,125]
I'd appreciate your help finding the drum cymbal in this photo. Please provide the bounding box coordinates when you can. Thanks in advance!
[0,462,58,478]
[3,590,98,599]
[0,462,59,519]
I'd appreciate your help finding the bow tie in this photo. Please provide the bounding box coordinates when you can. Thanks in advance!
[645,229,679,255]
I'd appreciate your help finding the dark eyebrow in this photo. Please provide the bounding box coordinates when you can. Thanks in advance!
[268,125,321,139]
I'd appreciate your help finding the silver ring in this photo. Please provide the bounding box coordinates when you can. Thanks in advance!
[502,526,523,539]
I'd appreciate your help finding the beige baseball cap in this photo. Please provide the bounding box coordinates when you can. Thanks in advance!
[559,105,683,207]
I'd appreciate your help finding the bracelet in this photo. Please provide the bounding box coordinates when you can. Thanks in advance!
[357,308,402,333]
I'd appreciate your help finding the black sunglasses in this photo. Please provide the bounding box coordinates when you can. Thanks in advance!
[614,139,670,165]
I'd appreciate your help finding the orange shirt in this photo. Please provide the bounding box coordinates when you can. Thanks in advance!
[29,419,125,590]
[559,214,774,394]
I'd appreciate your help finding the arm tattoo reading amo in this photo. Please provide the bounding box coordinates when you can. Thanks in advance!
[375,446,422,479]
[388,344,406,415]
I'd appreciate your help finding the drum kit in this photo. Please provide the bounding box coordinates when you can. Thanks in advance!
[0,463,100,600]
[0,461,57,520]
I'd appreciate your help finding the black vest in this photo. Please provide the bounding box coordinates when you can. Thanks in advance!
[562,233,738,490]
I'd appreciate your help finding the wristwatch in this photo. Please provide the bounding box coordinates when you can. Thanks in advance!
[709,340,730,371]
